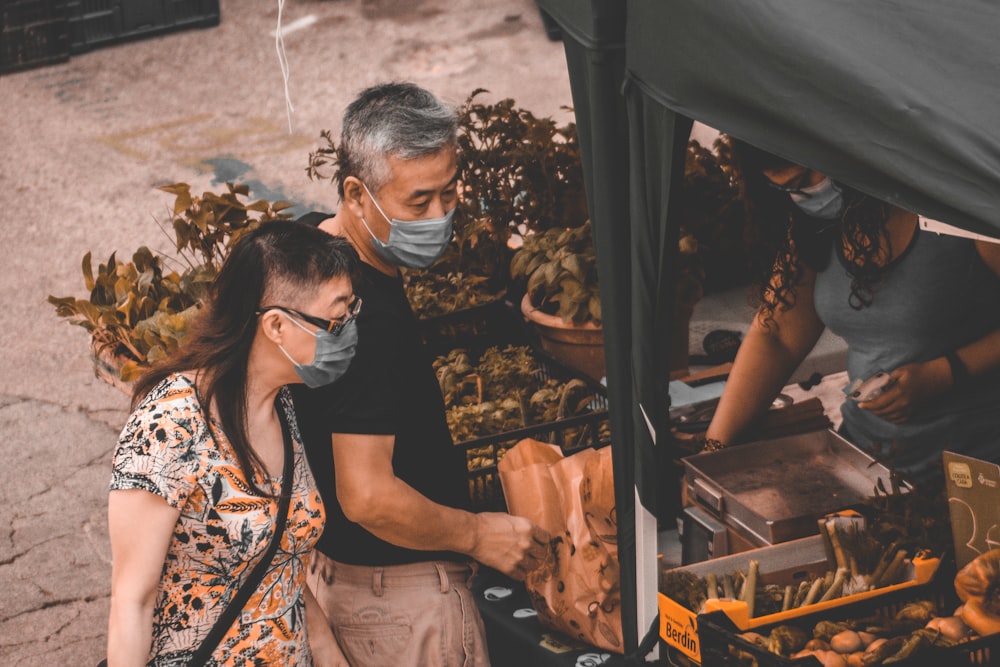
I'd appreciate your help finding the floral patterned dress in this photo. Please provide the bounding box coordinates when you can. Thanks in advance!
[110,374,325,666]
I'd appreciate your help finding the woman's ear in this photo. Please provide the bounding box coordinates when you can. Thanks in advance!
[258,310,285,346]
[342,177,366,219]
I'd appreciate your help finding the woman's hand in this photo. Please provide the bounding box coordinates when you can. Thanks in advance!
[310,632,350,667]
[305,583,349,667]
[857,358,951,423]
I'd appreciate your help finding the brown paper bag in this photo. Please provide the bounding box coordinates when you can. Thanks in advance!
[498,438,623,653]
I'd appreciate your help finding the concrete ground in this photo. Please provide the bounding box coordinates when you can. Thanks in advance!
[0,1,575,662]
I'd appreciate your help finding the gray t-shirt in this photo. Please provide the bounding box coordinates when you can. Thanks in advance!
[813,226,1000,481]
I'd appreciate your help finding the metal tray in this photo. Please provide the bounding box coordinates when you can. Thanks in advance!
[683,429,902,545]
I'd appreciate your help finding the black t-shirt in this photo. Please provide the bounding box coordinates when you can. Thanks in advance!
[290,212,469,565]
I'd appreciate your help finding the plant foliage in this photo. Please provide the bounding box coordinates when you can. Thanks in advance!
[48,182,292,382]
[306,89,589,318]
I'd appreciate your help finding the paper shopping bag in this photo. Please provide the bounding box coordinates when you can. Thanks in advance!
[498,438,623,653]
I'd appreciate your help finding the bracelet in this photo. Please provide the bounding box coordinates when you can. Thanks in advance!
[944,350,970,388]
[702,437,727,452]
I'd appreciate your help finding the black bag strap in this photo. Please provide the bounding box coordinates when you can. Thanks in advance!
[188,398,295,666]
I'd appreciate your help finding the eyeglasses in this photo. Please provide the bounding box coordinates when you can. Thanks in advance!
[764,171,817,198]
[258,297,362,335]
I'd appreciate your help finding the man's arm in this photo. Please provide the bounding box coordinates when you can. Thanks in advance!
[332,433,550,580]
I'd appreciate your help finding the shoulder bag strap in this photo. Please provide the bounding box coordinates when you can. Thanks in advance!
[187,398,295,666]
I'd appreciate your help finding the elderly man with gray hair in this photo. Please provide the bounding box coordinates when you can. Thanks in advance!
[292,82,550,667]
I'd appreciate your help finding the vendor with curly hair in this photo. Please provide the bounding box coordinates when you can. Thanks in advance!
[703,139,1000,483]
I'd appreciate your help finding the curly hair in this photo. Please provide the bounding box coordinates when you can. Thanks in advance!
[730,138,894,325]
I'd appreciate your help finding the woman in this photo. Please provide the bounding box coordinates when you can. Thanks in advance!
[106,221,359,666]
[704,140,1000,483]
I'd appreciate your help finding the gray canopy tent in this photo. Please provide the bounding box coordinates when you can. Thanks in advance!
[538,0,1000,660]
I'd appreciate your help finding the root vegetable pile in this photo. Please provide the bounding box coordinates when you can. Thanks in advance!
[732,600,976,666]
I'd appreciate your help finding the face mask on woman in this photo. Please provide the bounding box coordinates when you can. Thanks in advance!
[278,315,358,388]
[789,177,845,220]
[359,183,455,269]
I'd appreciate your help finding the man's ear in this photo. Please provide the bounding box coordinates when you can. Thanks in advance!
[258,310,285,346]
[342,176,366,218]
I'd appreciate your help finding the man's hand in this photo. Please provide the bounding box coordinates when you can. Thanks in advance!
[470,513,551,580]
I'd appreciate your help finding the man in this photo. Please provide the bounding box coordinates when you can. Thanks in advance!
[293,82,550,667]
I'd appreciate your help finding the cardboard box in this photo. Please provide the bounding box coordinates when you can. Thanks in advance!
[944,451,1000,569]
[658,533,940,664]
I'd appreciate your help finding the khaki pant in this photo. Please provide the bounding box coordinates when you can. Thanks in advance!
[307,553,491,667]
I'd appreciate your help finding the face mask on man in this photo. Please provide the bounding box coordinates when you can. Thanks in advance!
[359,182,455,269]
[278,314,358,388]
[789,177,845,220]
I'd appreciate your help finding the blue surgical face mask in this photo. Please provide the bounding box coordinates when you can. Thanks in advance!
[278,314,358,388]
[789,177,845,220]
[359,183,455,269]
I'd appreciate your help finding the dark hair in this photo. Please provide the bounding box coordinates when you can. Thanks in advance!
[131,221,359,495]
[336,81,458,198]
[730,138,892,324]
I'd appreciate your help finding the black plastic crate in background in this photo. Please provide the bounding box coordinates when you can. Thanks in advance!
[64,0,219,54]
[417,296,527,359]
[1,0,70,74]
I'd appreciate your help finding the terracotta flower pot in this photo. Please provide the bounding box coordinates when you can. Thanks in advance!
[520,293,605,383]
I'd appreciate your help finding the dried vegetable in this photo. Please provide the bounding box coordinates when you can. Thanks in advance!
[727,599,981,665]
[954,549,1000,637]
[661,517,932,623]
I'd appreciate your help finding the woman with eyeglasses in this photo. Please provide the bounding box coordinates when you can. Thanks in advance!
[106,221,359,666]
[702,139,1000,484]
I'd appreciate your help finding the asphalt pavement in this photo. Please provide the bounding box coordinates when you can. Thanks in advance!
[0,1,573,662]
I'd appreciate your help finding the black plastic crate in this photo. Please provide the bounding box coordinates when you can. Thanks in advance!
[687,578,999,667]
[418,296,523,359]
[457,349,610,511]
[64,0,219,54]
[1,0,70,73]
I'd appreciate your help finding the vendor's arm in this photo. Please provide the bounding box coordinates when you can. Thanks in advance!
[107,489,179,667]
[332,434,550,580]
[860,240,1000,423]
[705,267,825,447]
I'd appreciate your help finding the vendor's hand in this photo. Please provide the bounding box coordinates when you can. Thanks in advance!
[857,359,950,424]
[471,513,551,581]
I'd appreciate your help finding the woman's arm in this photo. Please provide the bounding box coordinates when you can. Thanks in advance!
[705,267,826,446]
[304,580,348,667]
[107,489,179,667]
[859,239,1000,423]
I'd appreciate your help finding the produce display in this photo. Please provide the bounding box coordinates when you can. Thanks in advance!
[662,517,933,621]
[954,549,1000,637]
[405,271,505,319]
[717,550,1000,665]
[433,345,608,466]
[729,600,968,665]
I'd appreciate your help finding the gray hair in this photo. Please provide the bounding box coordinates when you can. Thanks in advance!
[338,82,459,198]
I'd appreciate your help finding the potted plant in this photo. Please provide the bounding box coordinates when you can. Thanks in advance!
[48,182,291,391]
[510,220,605,381]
